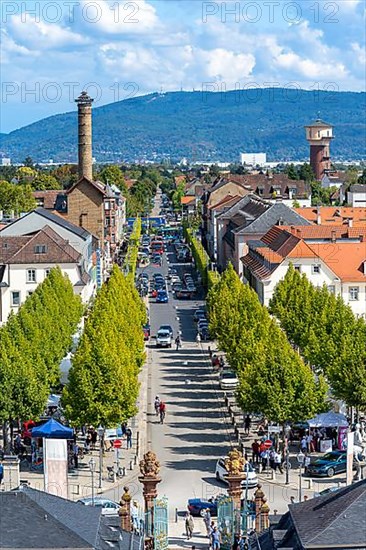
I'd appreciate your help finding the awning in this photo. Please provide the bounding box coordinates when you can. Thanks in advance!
[307,412,349,428]
[31,418,74,439]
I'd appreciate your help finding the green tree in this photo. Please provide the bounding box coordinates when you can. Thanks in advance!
[285,164,299,180]
[32,173,61,191]
[99,165,127,195]
[358,168,366,185]
[299,163,315,182]
[0,180,36,214]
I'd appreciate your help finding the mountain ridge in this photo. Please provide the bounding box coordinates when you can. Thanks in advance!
[1,89,365,163]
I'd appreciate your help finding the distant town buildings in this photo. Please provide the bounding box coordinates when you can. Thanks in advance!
[240,152,267,166]
[0,157,11,166]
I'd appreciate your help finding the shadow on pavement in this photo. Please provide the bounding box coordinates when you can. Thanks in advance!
[165,458,216,471]
[168,421,225,431]
[166,445,225,457]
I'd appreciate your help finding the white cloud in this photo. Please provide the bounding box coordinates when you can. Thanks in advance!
[351,42,366,65]
[76,0,161,35]
[274,51,348,80]
[0,29,37,63]
[8,15,88,49]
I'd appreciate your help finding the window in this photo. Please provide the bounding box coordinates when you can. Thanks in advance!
[45,268,51,277]
[11,291,20,306]
[34,244,47,254]
[328,285,335,294]
[27,269,36,283]
[294,265,301,272]
[349,287,359,301]
[312,264,321,274]
[289,187,297,196]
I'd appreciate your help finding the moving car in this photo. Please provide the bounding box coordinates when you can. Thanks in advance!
[77,498,120,516]
[170,275,181,284]
[219,370,239,390]
[187,496,220,517]
[215,458,258,488]
[159,325,173,337]
[306,451,347,477]
[156,329,172,348]
[152,254,162,266]
[156,290,169,303]
[175,289,193,299]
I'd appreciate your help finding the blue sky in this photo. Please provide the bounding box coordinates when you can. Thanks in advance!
[1,0,365,133]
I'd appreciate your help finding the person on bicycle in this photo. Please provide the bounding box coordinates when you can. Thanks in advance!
[175,334,181,350]
[154,396,160,416]
[159,401,166,424]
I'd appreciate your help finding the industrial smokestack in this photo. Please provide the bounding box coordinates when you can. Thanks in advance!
[75,91,94,181]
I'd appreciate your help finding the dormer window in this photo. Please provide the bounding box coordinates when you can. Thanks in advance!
[34,245,47,254]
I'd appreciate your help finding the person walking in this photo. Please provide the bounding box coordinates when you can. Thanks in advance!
[159,401,166,424]
[0,460,4,486]
[126,427,132,449]
[244,415,251,435]
[154,396,161,416]
[211,526,221,550]
[73,443,79,469]
[203,508,211,537]
[196,332,201,345]
[252,440,260,464]
[185,510,194,539]
[274,451,283,473]
[175,335,181,350]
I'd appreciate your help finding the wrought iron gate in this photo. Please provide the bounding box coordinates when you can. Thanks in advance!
[217,495,235,549]
[153,496,168,550]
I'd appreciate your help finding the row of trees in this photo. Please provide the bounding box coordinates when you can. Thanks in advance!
[183,227,219,289]
[124,217,142,282]
[63,266,146,427]
[0,180,36,214]
[0,268,83,431]
[269,266,366,408]
[207,264,327,424]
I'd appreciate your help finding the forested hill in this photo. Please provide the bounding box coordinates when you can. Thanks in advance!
[1,89,365,163]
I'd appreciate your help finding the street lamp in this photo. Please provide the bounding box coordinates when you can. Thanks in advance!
[97,425,105,489]
[297,451,305,502]
[284,426,291,485]
[89,458,96,505]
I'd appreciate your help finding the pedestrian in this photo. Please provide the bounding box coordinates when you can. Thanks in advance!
[0,459,3,486]
[300,435,307,453]
[244,415,251,435]
[260,449,269,471]
[121,422,127,436]
[126,427,132,449]
[203,508,211,537]
[91,428,97,450]
[306,432,313,453]
[131,500,139,533]
[73,443,79,468]
[175,335,181,350]
[154,396,161,416]
[219,356,225,369]
[304,454,311,473]
[269,449,276,470]
[252,440,260,464]
[274,451,283,473]
[159,401,166,424]
[185,510,194,539]
[208,346,212,359]
[290,496,295,504]
[196,332,201,345]
[211,526,220,550]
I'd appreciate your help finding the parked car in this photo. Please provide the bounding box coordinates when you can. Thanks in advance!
[77,498,120,516]
[156,290,169,303]
[170,275,181,284]
[306,451,348,477]
[172,282,183,292]
[152,255,162,266]
[194,309,206,322]
[187,496,220,517]
[143,324,150,340]
[175,289,193,299]
[219,370,239,390]
[215,458,258,488]
[156,329,172,348]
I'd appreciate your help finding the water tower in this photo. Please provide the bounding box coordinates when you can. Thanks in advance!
[304,118,333,180]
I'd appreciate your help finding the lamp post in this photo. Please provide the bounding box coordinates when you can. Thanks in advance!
[89,458,96,505]
[297,451,305,502]
[285,426,290,485]
[97,425,105,489]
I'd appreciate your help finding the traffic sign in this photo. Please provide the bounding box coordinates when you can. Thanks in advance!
[264,439,272,449]
[113,439,122,449]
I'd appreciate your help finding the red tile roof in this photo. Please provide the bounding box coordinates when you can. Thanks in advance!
[33,190,63,210]
[294,207,366,226]
[307,243,366,282]
[181,196,195,205]
[282,225,366,240]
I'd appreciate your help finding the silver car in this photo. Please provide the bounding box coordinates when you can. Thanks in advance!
[77,498,120,515]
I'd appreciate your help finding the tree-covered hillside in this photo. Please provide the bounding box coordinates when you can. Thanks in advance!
[1,89,365,162]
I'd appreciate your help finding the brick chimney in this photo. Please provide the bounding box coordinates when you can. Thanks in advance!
[348,218,353,228]
[75,91,94,181]
[331,230,336,242]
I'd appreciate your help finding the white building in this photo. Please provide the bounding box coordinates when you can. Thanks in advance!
[0,209,97,324]
[241,226,366,318]
[240,153,267,166]
[0,158,11,166]
[347,184,366,207]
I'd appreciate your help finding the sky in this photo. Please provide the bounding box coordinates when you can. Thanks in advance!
[1,0,365,133]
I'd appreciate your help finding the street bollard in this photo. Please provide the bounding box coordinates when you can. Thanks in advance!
[271,470,276,481]
[122,466,126,476]
[175,508,178,523]
[130,460,134,470]
[134,455,138,465]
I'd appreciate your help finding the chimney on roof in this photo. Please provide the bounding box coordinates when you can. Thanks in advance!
[278,216,284,226]
[296,228,302,238]
[316,206,321,225]
[348,218,353,228]
[75,91,94,181]
[331,230,336,243]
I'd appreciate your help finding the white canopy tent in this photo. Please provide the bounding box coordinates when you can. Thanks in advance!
[307,411,349,428]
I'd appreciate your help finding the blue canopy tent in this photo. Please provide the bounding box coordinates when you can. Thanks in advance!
[31,418,74,439]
